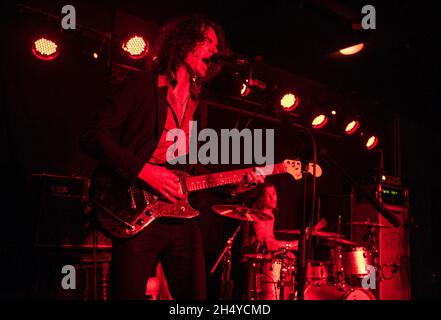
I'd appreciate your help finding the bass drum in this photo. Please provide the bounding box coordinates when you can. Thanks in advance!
[304,283,376,300]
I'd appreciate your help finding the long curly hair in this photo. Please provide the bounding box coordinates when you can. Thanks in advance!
[151,15,229,80]
[245,180,278,213]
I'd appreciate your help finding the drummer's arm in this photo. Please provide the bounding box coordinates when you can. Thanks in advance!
[265,238,298,252]
[265,238,287,252]
[254,221,276,250]
[254,222,290,251]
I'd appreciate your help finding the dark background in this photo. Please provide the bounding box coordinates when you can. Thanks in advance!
[1,0,440,299]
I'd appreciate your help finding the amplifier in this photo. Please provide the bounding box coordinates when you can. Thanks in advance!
[33,173,90,200]
[374,174,402,186]
[352,184,411,300]
[31,173,111,249]
[369,183,409,213]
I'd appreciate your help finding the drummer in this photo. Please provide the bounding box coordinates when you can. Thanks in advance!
[241,180,298,258]
[230,180,296,300]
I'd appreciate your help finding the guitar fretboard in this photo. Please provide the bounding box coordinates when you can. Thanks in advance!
[185,163,286,192]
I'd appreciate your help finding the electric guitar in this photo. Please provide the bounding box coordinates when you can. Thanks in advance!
[90,160,322,239]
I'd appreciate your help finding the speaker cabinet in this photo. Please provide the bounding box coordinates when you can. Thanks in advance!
[31,173,111,249]
[31,174,112,300]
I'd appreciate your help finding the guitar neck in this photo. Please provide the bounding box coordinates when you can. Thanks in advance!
[185,164,286,192]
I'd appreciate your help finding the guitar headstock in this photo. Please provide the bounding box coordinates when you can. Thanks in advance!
[283,159,323,180]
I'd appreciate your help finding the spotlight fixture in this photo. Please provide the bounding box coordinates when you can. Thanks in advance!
[365,134,379,150]
[339,43,364,56]
[311,114,328,129]
[280,93,300,111]
[344,120,360,135]
[32,37,59,61]
[122,35,149,59]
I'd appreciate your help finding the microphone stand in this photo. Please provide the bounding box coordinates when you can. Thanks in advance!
[318,149,401,227]
[210,225,242,300]
[269,108,318,301]
[363,226,381,298]
[295,161,312,300]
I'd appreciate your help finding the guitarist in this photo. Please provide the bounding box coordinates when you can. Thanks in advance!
[80,15,263,300]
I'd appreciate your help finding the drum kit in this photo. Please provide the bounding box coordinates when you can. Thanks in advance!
[212,204,388,300]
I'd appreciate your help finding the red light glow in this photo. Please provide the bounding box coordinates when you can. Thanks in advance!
[32,38,59,60]
[339,43,364,56]
[366,135,379,150]
[312,114,328,129]
[280,93,299,111]
[122,36,149,59]
[345,120,360,135]
[241,83,250,96]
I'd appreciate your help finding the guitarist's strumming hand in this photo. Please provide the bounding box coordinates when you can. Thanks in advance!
[137,163,185,204]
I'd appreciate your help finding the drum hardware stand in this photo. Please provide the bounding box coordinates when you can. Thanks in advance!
[333,216,347,289]
[249,260,261,300]
[363,226,383,298]
[364,227,380,272]
[210,225,242,300]
[277,244,292,300]
[331,245,347,289]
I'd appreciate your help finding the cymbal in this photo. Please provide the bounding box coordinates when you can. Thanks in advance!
[325,237,362,246]
[275,229,344,238]
[348,221,391,228]
[212,205,272,222]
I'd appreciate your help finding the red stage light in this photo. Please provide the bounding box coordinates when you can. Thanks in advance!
[240,83,250,96]
[366,135,379,150]
[122,35,149,59]
[345,120,360,135]
[280,93,299,111]
[339,43,364,56]
[32,38,59,61]
[311,114,328,129]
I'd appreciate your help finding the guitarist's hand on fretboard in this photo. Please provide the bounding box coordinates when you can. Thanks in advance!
[137,163,185,203]
[233,170,265,195]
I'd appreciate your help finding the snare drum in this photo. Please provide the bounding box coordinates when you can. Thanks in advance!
[244,254,295,300]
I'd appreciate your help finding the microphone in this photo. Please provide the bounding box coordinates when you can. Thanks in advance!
[209,54,249,67]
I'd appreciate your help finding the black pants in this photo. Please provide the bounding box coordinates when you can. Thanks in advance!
[111,218,206,300]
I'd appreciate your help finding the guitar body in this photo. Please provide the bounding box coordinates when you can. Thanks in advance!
[89,160,322,239]
[90,167,198,239]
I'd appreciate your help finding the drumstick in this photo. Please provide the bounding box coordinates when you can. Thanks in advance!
[313,218,327,232]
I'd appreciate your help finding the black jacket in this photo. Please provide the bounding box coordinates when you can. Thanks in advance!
[79,70,170,183]
[79,69,237,200]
